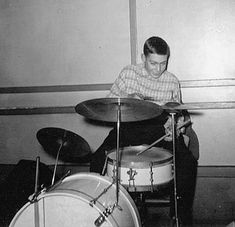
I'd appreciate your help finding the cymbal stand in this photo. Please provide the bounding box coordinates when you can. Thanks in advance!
[34,157,40,227]
[115,98,121,205]
[51,130,67,186]
[28,156,40,227]
[170,112,179,227]
[28,156,41,203]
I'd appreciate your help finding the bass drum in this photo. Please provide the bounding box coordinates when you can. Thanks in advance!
[9,173,141,227]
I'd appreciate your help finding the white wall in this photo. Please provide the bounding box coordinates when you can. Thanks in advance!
[0,0,130,86]
[136,0,235,80]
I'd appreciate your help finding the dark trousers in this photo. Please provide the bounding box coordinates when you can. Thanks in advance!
[90,118,198,225]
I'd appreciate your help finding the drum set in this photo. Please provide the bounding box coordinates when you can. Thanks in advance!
[9,98,192,227]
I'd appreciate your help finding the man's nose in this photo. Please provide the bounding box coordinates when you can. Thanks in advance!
[156,63,161,71]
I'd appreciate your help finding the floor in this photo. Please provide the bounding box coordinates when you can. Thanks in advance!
[2,211,230,227]
[0,163,233,227]
[1,202,232,227]
[143,207,230,227]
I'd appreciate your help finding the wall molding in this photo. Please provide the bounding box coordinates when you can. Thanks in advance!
[0,106,75,115]
[0,83,111,94]
[0,78,235,94]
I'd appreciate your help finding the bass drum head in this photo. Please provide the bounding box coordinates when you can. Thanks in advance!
[9,173,141,227]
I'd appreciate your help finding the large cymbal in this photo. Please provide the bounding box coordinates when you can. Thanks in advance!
[37,127,91,163]
[75,98,163,122]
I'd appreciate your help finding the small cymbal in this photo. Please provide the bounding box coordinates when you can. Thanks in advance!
[75,98,163,122]
[37,127,91,163]
[161,102,182,113]
[162,101,234,110]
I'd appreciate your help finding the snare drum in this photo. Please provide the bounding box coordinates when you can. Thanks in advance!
[9,173,141,227]
[106,145,173,192]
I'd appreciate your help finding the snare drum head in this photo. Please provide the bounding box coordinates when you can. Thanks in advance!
[107,145,172,167]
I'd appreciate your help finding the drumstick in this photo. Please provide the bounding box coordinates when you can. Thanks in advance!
[136,119,192,156]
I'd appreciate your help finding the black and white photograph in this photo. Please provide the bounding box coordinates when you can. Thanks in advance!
[0,0,235,226]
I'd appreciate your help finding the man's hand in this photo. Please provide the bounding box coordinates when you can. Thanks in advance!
[164,115,187,142]
[127,93,156,101]
[127,93,144,99]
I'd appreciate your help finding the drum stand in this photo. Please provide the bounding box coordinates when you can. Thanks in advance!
[51,130,67,185]
[94,99,122,227]
[114,98,121,205]
[103,98,122,206]
[170,112,179,227]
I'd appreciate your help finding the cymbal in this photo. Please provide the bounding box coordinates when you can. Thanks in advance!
[75,98,163,122]
[162,101,234,110]
[161,102,183,113]
[37,127,91,163]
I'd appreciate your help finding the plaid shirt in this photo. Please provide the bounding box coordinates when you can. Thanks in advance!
[107,63,182,105]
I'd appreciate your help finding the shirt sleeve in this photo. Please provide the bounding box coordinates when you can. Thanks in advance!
[172,79,182,103]
[177,82,182,103]
[107,69,128,98]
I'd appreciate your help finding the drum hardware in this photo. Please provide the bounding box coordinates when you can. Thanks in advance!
[34,156,40,195]
[101,151,109,176]
[169,112,179,227]
[89,181,114,207]
[127,168,137,189]
[28,169,71,204]
[45,169,71,192]
[115,98,121,204]
[149,162,154,192]
[94,202,121,227]
[28,189,42,203]
[52,131,66,185]
[27,156,40,203]
[88,175,124,227]
[111,160,117,181]
[26,156,41,227]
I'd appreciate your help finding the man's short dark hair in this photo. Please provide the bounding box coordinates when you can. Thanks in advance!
[143,36,170,57]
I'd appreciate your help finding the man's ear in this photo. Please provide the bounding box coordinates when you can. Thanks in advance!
[141,54,146,63]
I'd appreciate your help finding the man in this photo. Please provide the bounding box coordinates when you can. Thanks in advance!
[90,36,198,225]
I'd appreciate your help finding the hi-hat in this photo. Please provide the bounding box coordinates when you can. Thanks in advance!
[162,101,233,110]
[37,127,91,163]
[75,98,163,122]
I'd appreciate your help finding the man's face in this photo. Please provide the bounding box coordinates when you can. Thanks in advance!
[142,53,168,78]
